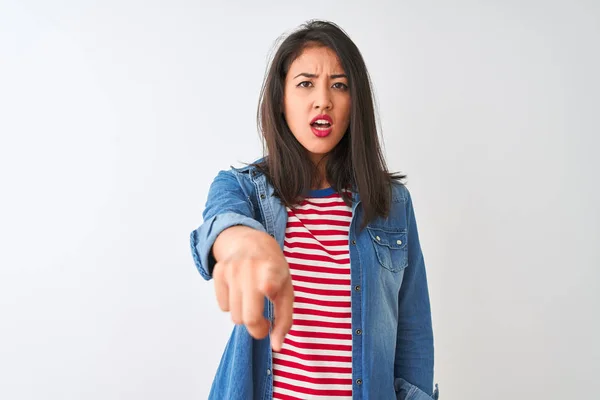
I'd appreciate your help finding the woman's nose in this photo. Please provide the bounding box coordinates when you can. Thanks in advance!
[313,87,333,110]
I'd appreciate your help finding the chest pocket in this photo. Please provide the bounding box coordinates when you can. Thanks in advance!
[367,227,408,273]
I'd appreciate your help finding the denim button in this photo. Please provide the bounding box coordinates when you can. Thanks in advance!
[356,378,362,385]
[351,240,356,245]
[260,194,266,199]
[266,369,271,375]
[355,329,362,335]
[354,285,360,291]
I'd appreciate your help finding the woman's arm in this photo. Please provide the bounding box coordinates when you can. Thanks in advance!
[394,187,437,398]
[189,168,294,349]
[190,169,266,280]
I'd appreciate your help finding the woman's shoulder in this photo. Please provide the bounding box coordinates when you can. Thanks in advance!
[390,179,411,204]
[208,157,267,199]
[227,156,266,176]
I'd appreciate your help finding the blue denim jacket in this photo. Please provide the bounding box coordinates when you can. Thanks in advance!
[190,160,439,400]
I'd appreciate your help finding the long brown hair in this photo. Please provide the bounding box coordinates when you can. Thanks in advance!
[251,20,406,230]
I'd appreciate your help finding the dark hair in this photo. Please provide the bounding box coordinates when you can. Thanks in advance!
[251,19,406,230]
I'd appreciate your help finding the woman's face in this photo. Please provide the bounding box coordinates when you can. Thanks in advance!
[283,46,351,164]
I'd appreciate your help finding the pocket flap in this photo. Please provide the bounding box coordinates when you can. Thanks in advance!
[366,227,407,249]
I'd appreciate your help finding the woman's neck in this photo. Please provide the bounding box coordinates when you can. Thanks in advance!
[311,154,329,190]
[313,181,331,190]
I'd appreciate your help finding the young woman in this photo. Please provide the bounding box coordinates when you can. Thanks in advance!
[190,20,439,400]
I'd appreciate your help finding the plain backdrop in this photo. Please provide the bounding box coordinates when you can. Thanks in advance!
[1,1,598,399]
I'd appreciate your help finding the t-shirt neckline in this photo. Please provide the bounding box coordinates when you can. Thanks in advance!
[307,186,335,198]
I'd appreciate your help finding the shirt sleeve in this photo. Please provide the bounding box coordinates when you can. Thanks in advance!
[394,186,437,398]
[189,169,266,281]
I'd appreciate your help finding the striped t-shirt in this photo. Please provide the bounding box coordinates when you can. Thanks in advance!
[272,187,353,400]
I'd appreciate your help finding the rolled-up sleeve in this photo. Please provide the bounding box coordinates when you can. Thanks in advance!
[189,170,266,281]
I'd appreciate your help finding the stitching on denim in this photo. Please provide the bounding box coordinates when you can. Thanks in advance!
[231,168,255,218]
[349,202,364,397]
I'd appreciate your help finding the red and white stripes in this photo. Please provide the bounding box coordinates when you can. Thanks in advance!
[272,190,353,400]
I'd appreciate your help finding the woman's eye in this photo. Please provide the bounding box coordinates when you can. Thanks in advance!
[333,82,349,90]
[297,81,312,88]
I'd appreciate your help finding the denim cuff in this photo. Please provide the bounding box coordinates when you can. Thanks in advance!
[394,378,439,400]
[190,212,266,280]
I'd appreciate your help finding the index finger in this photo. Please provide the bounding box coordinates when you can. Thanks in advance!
[269,277,294,352]
[242,284,270,340]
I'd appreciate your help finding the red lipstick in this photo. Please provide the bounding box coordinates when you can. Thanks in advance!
[310,114,333,137]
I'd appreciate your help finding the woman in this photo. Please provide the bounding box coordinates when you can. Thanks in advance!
[190,20,439,400]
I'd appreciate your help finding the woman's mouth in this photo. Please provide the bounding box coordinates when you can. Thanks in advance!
[310,118,333,137]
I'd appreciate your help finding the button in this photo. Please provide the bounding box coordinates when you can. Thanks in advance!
[354,285,361,291]
[396,239,402,245]
[269,233,275,238]
[351,240,356,245]
[260,194,266,199]
[356,378,363,385]
[266,369,271,375]
[375,236,381,241]
[355,329,362,335]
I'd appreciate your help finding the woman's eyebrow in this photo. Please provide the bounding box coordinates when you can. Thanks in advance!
[293,72,348,79]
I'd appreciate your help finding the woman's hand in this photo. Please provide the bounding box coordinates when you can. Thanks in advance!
[212,225,294,351]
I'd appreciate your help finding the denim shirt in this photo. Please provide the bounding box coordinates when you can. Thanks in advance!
[190,160,439,400]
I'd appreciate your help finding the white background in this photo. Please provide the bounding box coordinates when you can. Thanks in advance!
[1,0,598,399]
